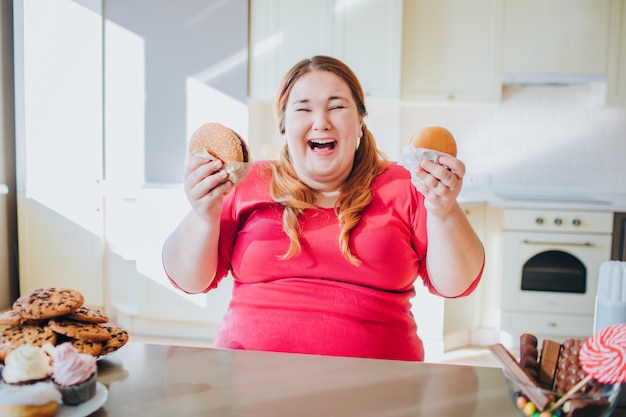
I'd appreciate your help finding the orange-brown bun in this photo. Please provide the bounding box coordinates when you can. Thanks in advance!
[188,122,251,185]
[409,126,457,157]
[188,122,250,164]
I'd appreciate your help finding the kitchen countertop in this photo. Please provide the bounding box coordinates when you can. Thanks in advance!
[3,343,625,416]
[89,341,517,417]
[459,189,626,212]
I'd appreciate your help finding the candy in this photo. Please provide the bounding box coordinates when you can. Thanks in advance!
[489,343,552,411]
[579,323,626,384]
[520,333,540,382]
[538,339,561,390]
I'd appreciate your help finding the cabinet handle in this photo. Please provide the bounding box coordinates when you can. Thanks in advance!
[522,239,594,247]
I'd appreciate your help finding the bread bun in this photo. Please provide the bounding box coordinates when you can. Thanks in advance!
[188,123,249,164]
[409,126,457,157]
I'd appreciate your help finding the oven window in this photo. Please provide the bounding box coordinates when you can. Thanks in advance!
[521,250,586,293]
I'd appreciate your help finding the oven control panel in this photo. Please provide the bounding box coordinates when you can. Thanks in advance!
[502,209,613,233]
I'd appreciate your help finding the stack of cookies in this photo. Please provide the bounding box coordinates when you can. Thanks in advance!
[0,287,128,364]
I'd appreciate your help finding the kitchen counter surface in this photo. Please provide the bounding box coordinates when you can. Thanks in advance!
[459,190,626,212]
[90,341,517,417]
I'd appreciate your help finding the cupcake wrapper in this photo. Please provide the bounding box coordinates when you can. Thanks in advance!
[55,371,97,406]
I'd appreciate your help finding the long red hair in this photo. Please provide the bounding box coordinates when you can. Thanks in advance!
[269,56,387,264]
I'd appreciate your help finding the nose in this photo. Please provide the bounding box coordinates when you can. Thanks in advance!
[312,110,331,131]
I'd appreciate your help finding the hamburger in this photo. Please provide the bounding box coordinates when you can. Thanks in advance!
[409,126,457,157]
[188,122,251,185]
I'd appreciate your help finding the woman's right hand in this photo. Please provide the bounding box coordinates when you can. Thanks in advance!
[184,156,233,223]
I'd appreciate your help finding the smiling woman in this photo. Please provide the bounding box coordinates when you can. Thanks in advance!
[162,55,485,362]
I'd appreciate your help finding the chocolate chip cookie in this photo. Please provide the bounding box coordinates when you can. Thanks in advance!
[100,325,129,355]
[64,306,109,324]
[17,288,84,320]
[0,323,57,361]
[48,318,110,341]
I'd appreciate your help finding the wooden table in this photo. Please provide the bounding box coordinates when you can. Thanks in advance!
[88,341,523,416]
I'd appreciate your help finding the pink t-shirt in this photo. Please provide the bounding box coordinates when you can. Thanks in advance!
[176,161,480,361]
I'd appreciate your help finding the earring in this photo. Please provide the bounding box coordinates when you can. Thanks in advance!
[356,136,361,150]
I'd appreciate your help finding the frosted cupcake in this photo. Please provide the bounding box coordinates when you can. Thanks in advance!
[51,342,97,405]
[1,344,52,385]
[0,382,61,417]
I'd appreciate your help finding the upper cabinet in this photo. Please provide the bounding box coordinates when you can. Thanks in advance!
[401,0,502,103]
[608,0,626,106]
[249,0,403,100]
[331,0,403,98]
[249,0,334,101]
[250,0,626,106]
[502,0,611,78]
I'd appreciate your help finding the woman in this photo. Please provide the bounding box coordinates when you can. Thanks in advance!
[162,55,484,361]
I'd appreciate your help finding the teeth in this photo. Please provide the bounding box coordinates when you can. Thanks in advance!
[310,139,335,145]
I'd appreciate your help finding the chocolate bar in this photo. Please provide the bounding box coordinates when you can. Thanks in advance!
[538,339,561,390]
[489,343,552,411]
[519,333,540,381]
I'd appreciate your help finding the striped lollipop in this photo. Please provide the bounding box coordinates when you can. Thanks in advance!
[580,323,626,384]
[547,323,626,413]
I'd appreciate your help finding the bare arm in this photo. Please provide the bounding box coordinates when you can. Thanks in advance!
[412,155,485,297]
[162,158,233,294]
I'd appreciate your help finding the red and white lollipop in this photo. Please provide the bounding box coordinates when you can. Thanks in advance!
[548,323,626,412]
[580,323,626,384]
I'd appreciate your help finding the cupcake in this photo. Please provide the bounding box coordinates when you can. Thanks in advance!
[0,382,61,417]
[51,342,97,405]
[1,344,52,385]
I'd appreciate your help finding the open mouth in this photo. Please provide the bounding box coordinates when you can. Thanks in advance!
[308,139,336,151]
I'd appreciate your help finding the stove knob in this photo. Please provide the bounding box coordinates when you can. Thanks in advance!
[535,217,544,225]
[572,218,581,226]
[554,218,563,225]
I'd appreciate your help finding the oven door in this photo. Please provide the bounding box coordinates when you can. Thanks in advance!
[500,231,612,315]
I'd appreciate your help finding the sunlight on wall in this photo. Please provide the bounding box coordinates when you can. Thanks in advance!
[104,19,145,196]
[186,78,249,141]
[18,0,103,237]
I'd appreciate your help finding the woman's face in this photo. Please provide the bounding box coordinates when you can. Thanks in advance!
[283,70,363,192]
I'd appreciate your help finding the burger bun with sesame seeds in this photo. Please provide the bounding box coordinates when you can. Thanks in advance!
[188,122,252,185]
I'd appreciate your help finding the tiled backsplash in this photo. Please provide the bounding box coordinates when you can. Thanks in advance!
[249,85,626,196]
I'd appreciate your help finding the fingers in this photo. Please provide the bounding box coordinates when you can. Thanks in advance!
[185,158,227,194]
[416,157,464,196]
[184,157,232,219]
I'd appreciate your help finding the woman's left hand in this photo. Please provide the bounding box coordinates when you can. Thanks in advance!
[411,154,465,217]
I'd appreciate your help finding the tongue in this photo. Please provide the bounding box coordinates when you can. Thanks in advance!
[311,143,335,155]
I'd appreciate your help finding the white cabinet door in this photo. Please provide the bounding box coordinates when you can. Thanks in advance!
[332,0,403,99]
[249,0,335,100]
[401,0,502,103]
[502,0,611,76]
[608,0,626,106]
[249,0,403,100]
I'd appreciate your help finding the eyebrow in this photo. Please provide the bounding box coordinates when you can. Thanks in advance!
[290,95,349,105]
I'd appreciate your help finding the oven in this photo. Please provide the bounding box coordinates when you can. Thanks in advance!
[499,208,614,344]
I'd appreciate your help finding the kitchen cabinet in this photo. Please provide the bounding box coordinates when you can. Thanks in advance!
[401,0,502,103]
[249,0,403,100]
[608,0,626,107]
[413,203,486,361]
[331,0,403,98]
[502,0,611,78]
[613,212,626,261]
